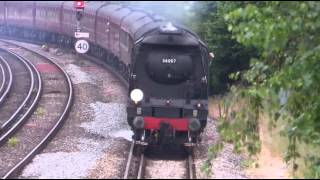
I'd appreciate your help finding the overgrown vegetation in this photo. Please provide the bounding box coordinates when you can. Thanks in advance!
[190,1,257,94]
[190,1,320,178]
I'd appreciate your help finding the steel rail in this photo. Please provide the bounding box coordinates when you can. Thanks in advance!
[124,141,136,179]
[0,56,13,106]
[0,48,40,138]
[124,141,146,179]
[0,40,74,179]
[0,60,5,97]
[187,151,196,179]
[137,153,145,179]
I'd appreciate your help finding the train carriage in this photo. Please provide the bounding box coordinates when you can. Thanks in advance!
[0,2,6,25]
[96,4,120,52]
[61,1,77,38]
[120,10,147,66]
[0,1,211,147]
[5,1,35,29]
[105,7,131,60]
[35,1,62,33]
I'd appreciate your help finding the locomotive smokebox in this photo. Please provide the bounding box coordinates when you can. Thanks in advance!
[133,116,144,129]
[189,118,201,132]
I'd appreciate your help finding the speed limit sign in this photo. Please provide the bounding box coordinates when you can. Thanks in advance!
[75,39,89,54]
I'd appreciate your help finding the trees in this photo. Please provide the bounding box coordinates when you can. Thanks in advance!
[191,1,320,177]
[225,2,320,177]
[190,1,256,94]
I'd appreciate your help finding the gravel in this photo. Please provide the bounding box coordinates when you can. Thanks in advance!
[210,144,247,179]
[22,152,100,179]
[194,118,248,179]
[77,138,109,154]
[80,102,130,139]
[110,129,133,142]
[145,160,186,179]
[21,101,130,179]
[65,64,96,85]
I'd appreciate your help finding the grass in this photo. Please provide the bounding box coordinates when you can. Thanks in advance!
[259,111,320,178]
[8,137,20,147]
[240,158,256,169]
[35,107,47,118]
[259,112,288,158]
[210,94,320,178]
[214,94,320,178]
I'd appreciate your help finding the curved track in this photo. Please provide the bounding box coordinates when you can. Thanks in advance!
[0,40,74,179]
[0,48,42,140]
[0,55,13,106]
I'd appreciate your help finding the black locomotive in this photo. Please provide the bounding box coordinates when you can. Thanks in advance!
[0,1,211,147]
[127,22,210,147]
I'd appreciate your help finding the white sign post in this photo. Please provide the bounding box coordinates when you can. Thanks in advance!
[75,32,89,39]
[75,39,89,54]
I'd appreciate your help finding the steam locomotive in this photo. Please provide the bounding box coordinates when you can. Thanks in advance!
[0,1,211,147]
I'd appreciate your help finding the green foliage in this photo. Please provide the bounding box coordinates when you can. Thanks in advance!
[201,141,224,177]
[217,87,262,156]
[8,137,20,147]
[225,1,320,178]
[190,1,257,94]
[35,107,46,118]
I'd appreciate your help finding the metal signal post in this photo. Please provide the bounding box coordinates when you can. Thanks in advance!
[75,1,84,32]
[74,1,90,54]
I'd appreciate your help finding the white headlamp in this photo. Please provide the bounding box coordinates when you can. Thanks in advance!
[130,89,144,103]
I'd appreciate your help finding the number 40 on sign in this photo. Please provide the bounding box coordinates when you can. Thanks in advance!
[75,39,90,54]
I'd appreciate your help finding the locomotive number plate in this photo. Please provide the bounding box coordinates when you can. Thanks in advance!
[75,39,90,54]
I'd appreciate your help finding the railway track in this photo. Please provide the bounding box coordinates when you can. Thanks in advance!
[0,40,74,179]
[0,55,13,106]
[0,48,42,142]
[124,142,196,179]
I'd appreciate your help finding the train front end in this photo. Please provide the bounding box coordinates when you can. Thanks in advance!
[127,22,210,148]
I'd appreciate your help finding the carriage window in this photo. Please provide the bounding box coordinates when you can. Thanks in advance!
[47,9,59,23]
[36,9,46,20]
[7,7,18,18]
